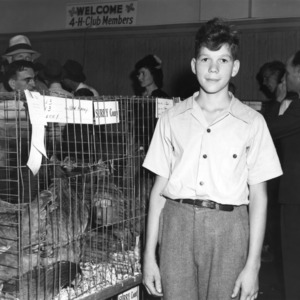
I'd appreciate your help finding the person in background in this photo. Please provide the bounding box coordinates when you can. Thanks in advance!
[40,59,73,154]
[132,54,169,151]
[2,35,40,63]
[63,87,94,163]
[0,60,37,203]
[257,61,290,118]
[142,18,282,300]
[4,60,36,92]
[134,54,169,98]
[41,59,73,98]
[1,34,48,93]
[0,58,8,85]
[256,61,286,264]
[266,50,300,300]
[62,59,99,97]
[257,61,299,264]
[74,88,94,97]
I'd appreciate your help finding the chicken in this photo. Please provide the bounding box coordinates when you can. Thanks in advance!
[0,189,55,283]
[1,261,80,300]
[0,163,89,299]
[39,164,89,267]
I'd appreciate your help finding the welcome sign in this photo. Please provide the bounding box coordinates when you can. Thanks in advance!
[66,1,137,29]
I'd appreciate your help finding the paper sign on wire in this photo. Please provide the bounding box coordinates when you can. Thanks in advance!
[44,96,93,124]
[24,90,48,175]
[155,98,174,118]
[94,101,119,125]
[25,90,47,125]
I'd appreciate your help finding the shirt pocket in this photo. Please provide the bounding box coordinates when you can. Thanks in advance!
[220,146,246,179]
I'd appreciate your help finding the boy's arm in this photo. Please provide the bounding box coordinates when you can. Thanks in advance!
[231,181,267,300]
[143,175,168,297]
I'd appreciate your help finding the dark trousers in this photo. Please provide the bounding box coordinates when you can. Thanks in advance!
[281,204,300,300]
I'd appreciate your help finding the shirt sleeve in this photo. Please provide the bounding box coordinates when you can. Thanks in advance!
[247,114,283,185]
[142,112,172,179]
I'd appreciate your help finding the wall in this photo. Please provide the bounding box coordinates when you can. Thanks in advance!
[0,18,298,101]
[0,0,300,33]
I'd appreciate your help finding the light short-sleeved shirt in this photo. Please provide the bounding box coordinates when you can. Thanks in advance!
[143,92,283,206]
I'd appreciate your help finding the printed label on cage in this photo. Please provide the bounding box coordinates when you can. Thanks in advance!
[156,98,174,118]
[44,96,94,124]
[66,1,137,29]
[118,286,139,300]
[94,101,119,124]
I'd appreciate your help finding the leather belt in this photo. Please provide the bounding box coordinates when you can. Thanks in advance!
[169,198,234,212]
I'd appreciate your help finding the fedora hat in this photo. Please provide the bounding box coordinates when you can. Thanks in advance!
[40,59,63,80]
[63,60,86,82]
[2,35,40,61]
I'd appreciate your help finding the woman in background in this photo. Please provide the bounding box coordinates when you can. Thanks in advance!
[134,54,169,98]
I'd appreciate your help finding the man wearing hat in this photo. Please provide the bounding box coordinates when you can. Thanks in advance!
[41,59,73,98]
[2,35,40,64]
[0,35,48,93]
[62,60,99,96]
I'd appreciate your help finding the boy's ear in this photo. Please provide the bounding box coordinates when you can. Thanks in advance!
[191,58,196,75]
[231,60,240,78]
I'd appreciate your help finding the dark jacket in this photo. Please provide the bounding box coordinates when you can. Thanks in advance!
[267,96,300,204]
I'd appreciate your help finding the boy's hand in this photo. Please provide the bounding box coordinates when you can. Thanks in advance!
[231,265,259,300]
[142,256,163,297]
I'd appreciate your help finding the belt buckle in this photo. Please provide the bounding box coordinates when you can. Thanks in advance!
[202,200,216,209]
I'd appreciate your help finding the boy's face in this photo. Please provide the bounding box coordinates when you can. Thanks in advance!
[191,44,239,95]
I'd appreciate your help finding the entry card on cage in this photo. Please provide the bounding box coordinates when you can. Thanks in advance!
[94,101,119,125]
[44,96,94,124]
[24,90,47,125]
[117,286,139,300]
[155,98,174,118]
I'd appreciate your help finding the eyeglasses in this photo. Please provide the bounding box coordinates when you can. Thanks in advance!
[19,77,36,84]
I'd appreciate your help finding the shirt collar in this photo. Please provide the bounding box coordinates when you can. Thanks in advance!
[173,91,252,124]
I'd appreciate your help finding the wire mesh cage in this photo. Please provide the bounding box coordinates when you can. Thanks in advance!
[0,92,172,300]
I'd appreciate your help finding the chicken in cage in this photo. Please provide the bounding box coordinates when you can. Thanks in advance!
[0,92,170,300]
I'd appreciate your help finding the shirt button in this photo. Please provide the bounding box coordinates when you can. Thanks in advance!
[203,154,207,159]
[199,181,204,186]
[233,154,237,158]
[207,128,211,133]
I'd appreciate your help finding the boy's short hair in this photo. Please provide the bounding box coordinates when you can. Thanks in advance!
[195,18,239,60]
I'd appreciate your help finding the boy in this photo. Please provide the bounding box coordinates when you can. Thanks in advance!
[142,18,282,300]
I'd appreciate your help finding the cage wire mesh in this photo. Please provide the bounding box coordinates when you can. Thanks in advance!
[0,92,165,300]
